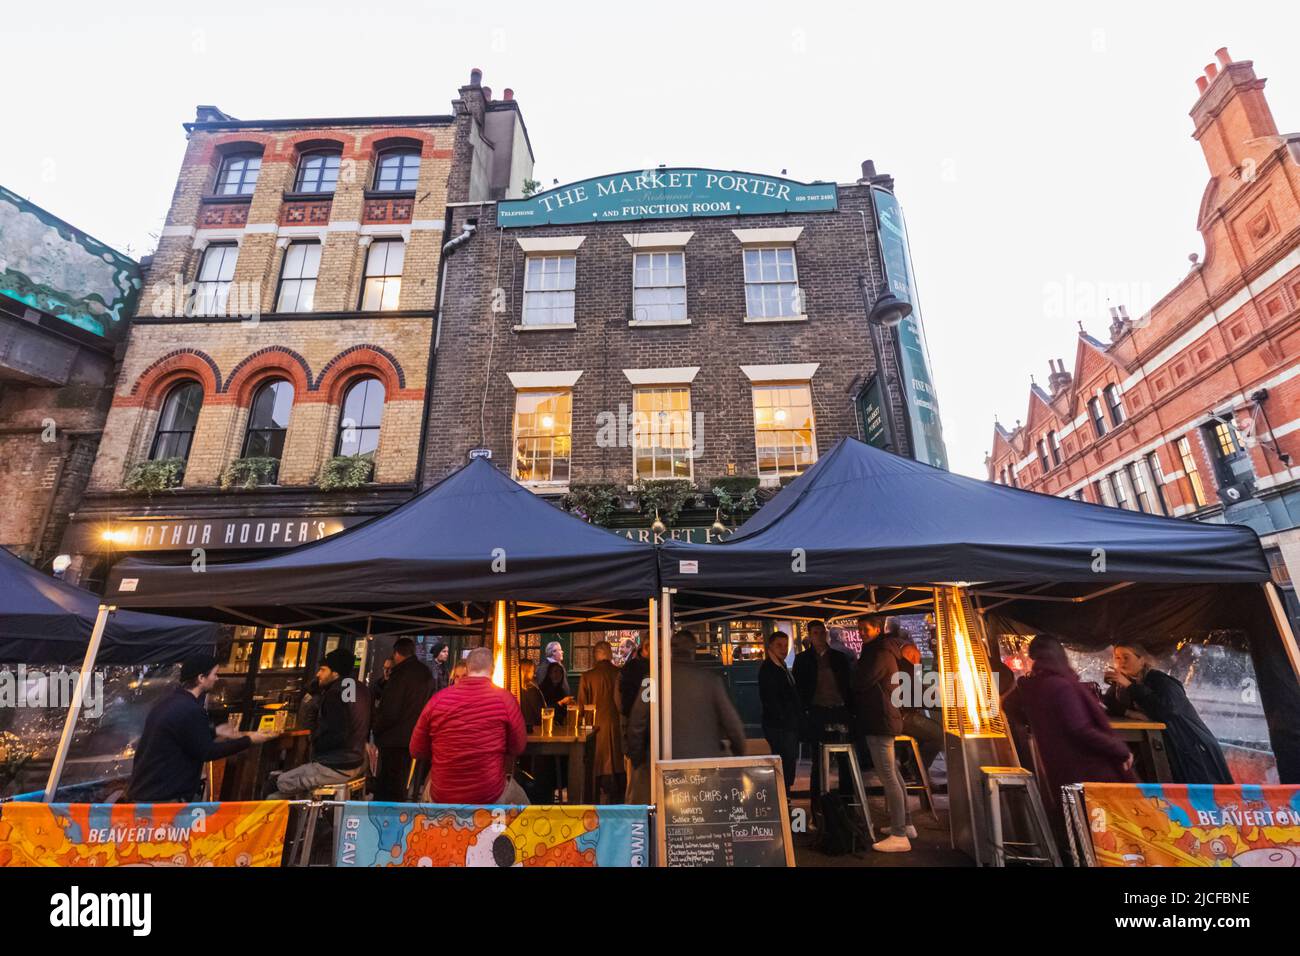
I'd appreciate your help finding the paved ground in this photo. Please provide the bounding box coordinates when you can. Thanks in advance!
[787,755,973,867]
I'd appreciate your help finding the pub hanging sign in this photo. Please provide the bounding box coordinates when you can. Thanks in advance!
[498,168,838,227]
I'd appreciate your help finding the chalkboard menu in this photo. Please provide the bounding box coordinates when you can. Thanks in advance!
[656,756,794,867]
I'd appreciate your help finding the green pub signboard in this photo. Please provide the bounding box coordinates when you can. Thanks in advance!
[499,168,838,227]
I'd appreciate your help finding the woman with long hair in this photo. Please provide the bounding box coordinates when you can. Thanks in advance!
[1003,636,1136,810]
[1103,641,1232,784]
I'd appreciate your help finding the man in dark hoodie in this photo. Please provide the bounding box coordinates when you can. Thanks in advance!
[371,637,434,801]
[274,648,372,797]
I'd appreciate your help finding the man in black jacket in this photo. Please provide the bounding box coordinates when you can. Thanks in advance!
[126,655,271,803]
[792,621,854,809]
[371,637,434,801]
[758,631,802,792]
[274,648,372,798]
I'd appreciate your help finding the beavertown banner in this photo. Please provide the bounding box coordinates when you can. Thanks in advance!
[334,803,651,867]
[1083,782,1300,866]
[0,801,289,867]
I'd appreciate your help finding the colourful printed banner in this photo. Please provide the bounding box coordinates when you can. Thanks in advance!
[335,803,650,867]
[1083,783,1300,867]
[0,801,289,867]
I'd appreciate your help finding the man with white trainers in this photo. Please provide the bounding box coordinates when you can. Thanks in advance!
[853,616,914,853]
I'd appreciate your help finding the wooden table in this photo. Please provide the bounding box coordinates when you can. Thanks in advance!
[208,730,312,800]
[524,729,596,804]
[1110,719,1172,783]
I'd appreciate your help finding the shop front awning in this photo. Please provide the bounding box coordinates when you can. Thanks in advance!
[0,546,218,665]
[105,456,660,635]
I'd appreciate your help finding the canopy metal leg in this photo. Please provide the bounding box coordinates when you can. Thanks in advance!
[660,588,673,761]
[44,603,114,802]
[1263,583,1300,682]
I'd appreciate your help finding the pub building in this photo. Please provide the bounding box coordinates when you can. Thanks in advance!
[57,69,535,729]
[419,161,949,731]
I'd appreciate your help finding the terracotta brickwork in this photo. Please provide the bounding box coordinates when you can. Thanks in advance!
[987,51,1300,577]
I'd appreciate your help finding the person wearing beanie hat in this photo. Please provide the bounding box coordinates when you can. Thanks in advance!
[273,646,372,798]
[126,653,273,803]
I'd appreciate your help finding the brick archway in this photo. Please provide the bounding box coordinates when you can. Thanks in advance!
[314,345,411,404]
[123,349,222,408]
[221,346,313,406]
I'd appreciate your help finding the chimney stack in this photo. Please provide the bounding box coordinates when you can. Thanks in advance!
[1048,358,1072,396]
[1190,50,1278,183]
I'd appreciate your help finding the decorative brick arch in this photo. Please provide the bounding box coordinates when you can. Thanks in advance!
[360,130,440,159]
[314,345,411,404]
[221,346,313,406]
[122,349,222,408]
[185,134,274,169]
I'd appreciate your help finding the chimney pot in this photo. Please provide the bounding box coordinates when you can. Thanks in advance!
[1216,47,1231,67]
[482,86,492,102]
[470,67,483,86]
[861,159,877,180]
[503,88,514,101]
[1196,75,1209,94]
[1205,62,1219,79]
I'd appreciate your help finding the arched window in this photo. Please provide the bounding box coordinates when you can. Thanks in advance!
[294,149,341,193]
[242,379,295,465]
[215,151,262,196]
[150,381,204,461]
[373,148,420,192]
[336,377,385,456]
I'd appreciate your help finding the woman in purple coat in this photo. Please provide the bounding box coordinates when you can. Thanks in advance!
[1002,636,1136,812]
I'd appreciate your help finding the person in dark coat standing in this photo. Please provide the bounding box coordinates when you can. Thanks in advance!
[758,630,802,792]
[792,621,854,811]
[577,640,626,803]
[371,637,434,801]
[854,616,913,853]
[428,641,451,694]
[126,655,272,803]
[1003,636,1136,832]
[1103,642,1232,785]
[658,629,747,759]
[619,638,651,722]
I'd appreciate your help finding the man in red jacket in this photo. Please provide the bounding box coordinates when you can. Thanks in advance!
[409,646,529,804]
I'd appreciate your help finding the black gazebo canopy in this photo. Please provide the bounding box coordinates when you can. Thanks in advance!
[0,546,218,665]
[105,456,659,635]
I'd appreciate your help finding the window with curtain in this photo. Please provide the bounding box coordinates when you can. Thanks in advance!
[1088,397,1107,438]
[1177,436,1208,508]
[360,240,404,311]
[150,381,203,462]
[336,377,385,457]
[1104,383,1126,426]
[275,241,321,312]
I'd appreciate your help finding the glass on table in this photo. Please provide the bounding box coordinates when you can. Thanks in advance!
[540,707,555,736]
[564,706,580,736]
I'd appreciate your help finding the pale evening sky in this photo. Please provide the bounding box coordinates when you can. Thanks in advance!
[3,1,1298,477]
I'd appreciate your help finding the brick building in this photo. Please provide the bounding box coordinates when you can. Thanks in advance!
[61,69,533,588]
[987,49,1300,615]
[422,162,946,541]
[0,187,142,571]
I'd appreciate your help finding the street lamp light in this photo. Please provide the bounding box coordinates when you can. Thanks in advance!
[868,287,913,328]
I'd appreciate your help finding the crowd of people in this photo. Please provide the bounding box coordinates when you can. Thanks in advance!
[122,622,1233,863]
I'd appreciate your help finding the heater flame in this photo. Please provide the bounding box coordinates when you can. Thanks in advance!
[492,599,507,688]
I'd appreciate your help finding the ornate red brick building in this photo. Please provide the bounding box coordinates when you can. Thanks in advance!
[987,49,1300,613]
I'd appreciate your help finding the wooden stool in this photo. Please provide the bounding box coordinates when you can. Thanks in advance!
[818,742,876,848]
[294,775,367,867]
[894,735,936,817]
[979,766,1060,867]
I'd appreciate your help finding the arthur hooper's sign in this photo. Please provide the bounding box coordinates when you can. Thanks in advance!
[499,168,838,227]
[80,514,365,551]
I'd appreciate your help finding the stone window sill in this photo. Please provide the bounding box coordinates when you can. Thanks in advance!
[743,314,809,324]
[513,322,577,332]
[629,319,691,328]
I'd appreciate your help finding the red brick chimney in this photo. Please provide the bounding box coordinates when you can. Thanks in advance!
[1190,49,1279,182]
